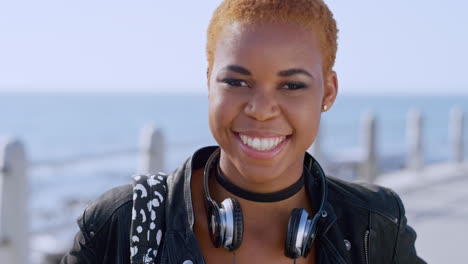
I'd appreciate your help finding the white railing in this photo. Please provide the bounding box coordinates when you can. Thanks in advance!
[0,125,165,264]
[0,138,28,264]
[0,108,465,264]
[310,107,465,181]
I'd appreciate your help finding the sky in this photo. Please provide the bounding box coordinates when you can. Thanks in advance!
[0,0,467,95]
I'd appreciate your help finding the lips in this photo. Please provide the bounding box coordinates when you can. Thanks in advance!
[239,134,287,151]
[233,131,291,160]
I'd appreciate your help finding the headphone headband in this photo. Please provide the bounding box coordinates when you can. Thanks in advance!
[203,148,220,205]
[202,147,329,257]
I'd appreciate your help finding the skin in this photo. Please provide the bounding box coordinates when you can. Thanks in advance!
[192,21,338,263]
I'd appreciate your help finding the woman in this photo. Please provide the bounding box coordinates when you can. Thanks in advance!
[62,0,425,263]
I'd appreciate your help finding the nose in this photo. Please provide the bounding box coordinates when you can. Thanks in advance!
[244,89,280,121]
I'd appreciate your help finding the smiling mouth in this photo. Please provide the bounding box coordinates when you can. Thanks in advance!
[237,133,289,151]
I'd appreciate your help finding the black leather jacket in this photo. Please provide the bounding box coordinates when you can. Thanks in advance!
[61,146,426,264]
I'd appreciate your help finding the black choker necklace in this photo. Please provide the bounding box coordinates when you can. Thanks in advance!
[215,162,305,203]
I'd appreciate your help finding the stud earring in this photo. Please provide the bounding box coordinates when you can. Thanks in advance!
[323,105,328,111]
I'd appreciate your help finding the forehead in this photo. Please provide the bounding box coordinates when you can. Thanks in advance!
[212,21,323,74]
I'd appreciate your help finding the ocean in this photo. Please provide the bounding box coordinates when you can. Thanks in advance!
[0,94,467,251]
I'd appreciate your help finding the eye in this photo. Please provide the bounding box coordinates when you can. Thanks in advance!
[222,78,249,87]
[282,82,308,90]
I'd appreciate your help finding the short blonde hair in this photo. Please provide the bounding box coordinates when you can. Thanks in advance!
[207,0,339,76]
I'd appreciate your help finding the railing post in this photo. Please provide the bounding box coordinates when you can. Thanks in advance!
[450,107,464,163]
[139,124,165,174]
[359,112,378,183]
[0,138,28,264]
[407,109,424,170]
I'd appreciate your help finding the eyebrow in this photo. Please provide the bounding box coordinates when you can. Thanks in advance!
[278,68,316,80]
[221,65,251,75]
[221,65,316,80]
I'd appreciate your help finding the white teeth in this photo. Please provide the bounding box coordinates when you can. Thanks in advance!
[239,134,286,151]
[252,138,261,149]
[260,138,268,151]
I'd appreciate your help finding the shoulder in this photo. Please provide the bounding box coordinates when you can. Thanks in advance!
[78,184,134,241]
[327,176,402,223]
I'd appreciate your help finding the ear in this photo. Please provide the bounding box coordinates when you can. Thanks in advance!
[322,71,338,112]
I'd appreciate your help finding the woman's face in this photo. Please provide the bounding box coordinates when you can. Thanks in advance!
[208,21,337,186]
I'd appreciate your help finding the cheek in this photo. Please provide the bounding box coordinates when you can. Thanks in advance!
[299,108,321,148]
[299,104,321,132]
[283,97,322,142]
[208,91,222,133]
[208,89,236,136]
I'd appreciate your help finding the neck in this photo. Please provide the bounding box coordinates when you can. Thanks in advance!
[211,152,313,221]
[210,172,313,233]
[216,162,305,203]
[218,151,305,194]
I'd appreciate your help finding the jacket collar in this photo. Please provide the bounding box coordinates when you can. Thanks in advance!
[184,146,218,230]
[167,146,350,263]
[304,152,351,264]
[177,146,341,232]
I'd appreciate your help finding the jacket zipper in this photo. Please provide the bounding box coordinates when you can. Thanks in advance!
[364,229,370,264]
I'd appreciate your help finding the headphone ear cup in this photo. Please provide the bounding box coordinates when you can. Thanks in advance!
[302,215,318,258]
[285,208,302,259]
[207,203,223,248]
[227,198,243,251]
